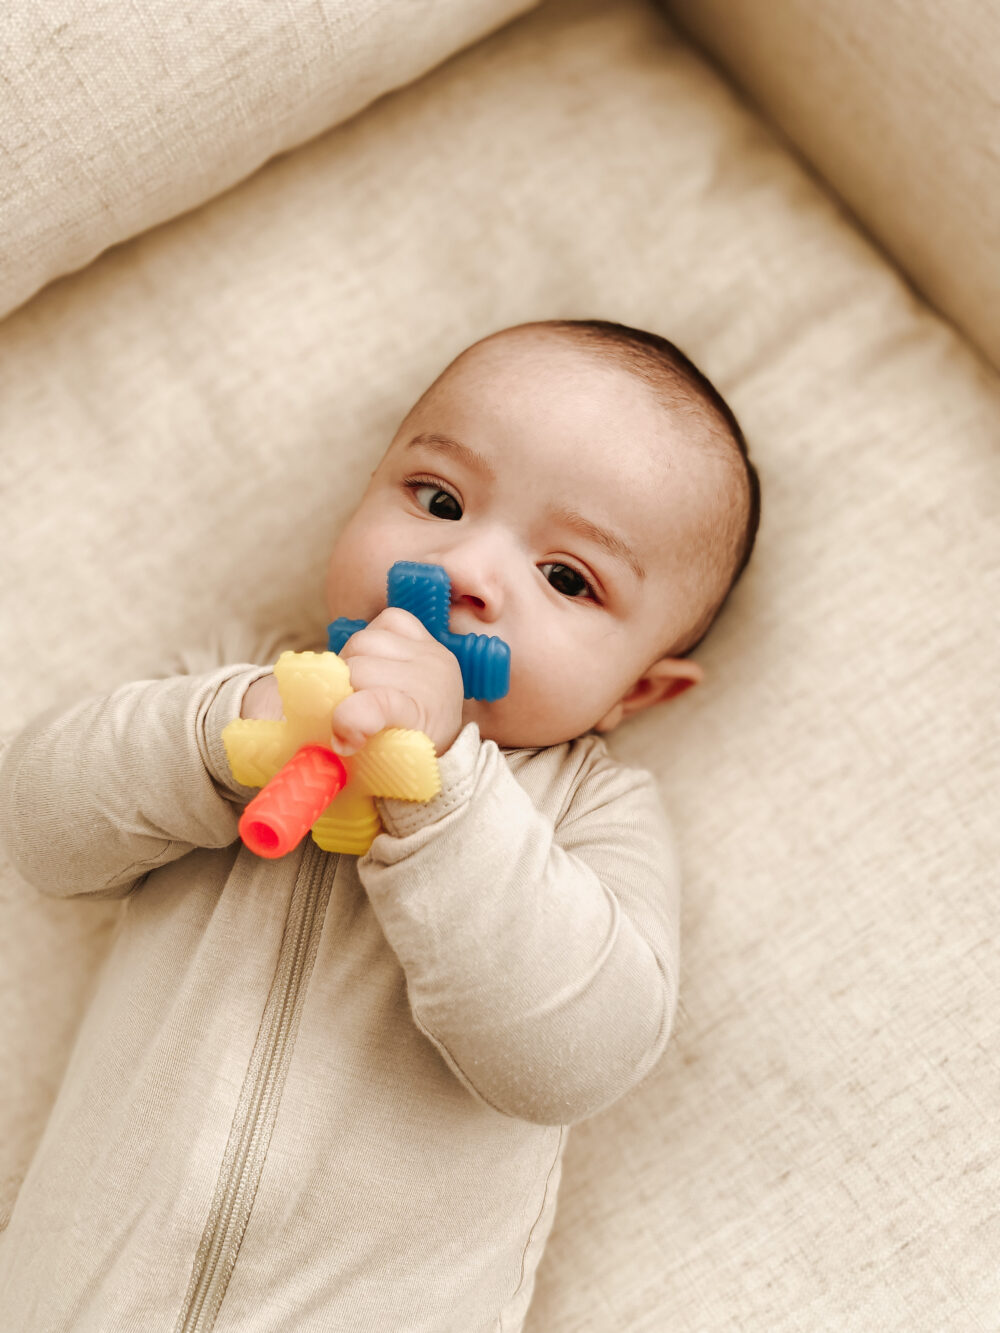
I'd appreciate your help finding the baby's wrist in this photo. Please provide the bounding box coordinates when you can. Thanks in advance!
[429,718,461,757]
[240,672,284,721]
[373,721,481,841]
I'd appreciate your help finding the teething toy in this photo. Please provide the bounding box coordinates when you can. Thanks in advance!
[222,561,510,859]
[328,560,510,700]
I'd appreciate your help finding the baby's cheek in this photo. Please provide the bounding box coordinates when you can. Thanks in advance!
[504,678,564,747]
[326,544,382,621]
[539,650,613,733]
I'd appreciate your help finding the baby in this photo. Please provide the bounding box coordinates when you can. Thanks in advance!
[0,319,759,1332]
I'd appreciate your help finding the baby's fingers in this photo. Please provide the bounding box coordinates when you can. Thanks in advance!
[338,608,431,661]
[329,688,417,756]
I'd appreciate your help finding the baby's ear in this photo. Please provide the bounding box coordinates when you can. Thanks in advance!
[593,658,703,733]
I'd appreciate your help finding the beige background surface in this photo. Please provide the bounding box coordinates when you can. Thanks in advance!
[663,0,1000,372]
[2,0,998,1327]
[0,0,538,321]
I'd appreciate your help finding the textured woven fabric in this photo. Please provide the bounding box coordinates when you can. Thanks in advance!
[0,0,539,320]
[1,0,998,1328]
[663,0,1000,372]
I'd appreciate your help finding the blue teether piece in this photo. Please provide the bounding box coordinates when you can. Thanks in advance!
[327,561,511,701]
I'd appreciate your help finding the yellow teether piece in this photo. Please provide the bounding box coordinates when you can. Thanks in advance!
[222,650,440,856]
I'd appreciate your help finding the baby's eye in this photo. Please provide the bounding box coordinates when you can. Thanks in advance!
[540,562,594,600]
[407,481,463,521]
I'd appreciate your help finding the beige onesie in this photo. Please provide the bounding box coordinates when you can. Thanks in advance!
[0,628,680,1332]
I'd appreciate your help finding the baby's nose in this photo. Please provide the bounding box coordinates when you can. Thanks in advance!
[431,556,503,623]
[446,573,502,622]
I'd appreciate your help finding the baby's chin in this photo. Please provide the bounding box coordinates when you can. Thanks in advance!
[460,697,525,750]
[459,698,581,752]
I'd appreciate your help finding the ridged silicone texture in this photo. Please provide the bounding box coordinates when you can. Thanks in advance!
[327,561,510,701]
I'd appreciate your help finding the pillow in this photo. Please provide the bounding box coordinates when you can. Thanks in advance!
[662,0,1000,372]
[0,0,538,321]
[2,0,998,1325]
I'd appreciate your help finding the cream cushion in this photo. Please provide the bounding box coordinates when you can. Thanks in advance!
[0,0,538,321]
[2,0,999,1326]
[663,0,1000,372]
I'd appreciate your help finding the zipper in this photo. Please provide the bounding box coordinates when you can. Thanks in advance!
[174,840,333,1333]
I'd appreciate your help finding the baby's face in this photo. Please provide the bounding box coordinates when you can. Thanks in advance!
[324,330,716,748]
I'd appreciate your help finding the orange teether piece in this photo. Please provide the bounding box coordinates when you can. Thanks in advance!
[239,746,347,859]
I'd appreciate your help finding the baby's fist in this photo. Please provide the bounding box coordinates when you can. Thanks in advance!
[330,608,465,757]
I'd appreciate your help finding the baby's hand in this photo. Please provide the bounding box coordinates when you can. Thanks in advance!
[330,608,466,757]
[240,672,284,720]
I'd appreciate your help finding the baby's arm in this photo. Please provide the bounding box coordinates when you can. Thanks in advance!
[0,657,279,900]
[358,726,680,1126]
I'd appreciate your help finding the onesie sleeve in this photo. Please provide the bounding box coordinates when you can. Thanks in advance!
[357,723,680,1126]
[0,620,320,900]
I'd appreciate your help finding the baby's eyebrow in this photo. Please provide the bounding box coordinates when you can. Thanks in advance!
[548,505,647,582]
[405,432,497,481]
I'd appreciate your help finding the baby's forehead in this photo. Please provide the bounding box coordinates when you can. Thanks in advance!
[412,331,728,512]
[447,330,715,447]
[451,326,634,387]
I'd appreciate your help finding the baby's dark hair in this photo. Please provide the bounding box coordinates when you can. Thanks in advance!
[538,319,760,657]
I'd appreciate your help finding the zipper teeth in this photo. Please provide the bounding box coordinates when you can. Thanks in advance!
[197,898,311,1316]
[176,843,328,1333]
[185,900,311,1330]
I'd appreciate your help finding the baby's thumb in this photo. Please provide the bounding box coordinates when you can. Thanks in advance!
[329,691,389,756]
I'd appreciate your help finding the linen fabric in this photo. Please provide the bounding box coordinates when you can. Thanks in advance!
[662,0,1000,371]
[2,0,999,1328]
[0,0,540,321]
[0,631,679,1331]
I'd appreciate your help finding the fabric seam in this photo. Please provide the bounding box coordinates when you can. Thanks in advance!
[499,1125,567,1331]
